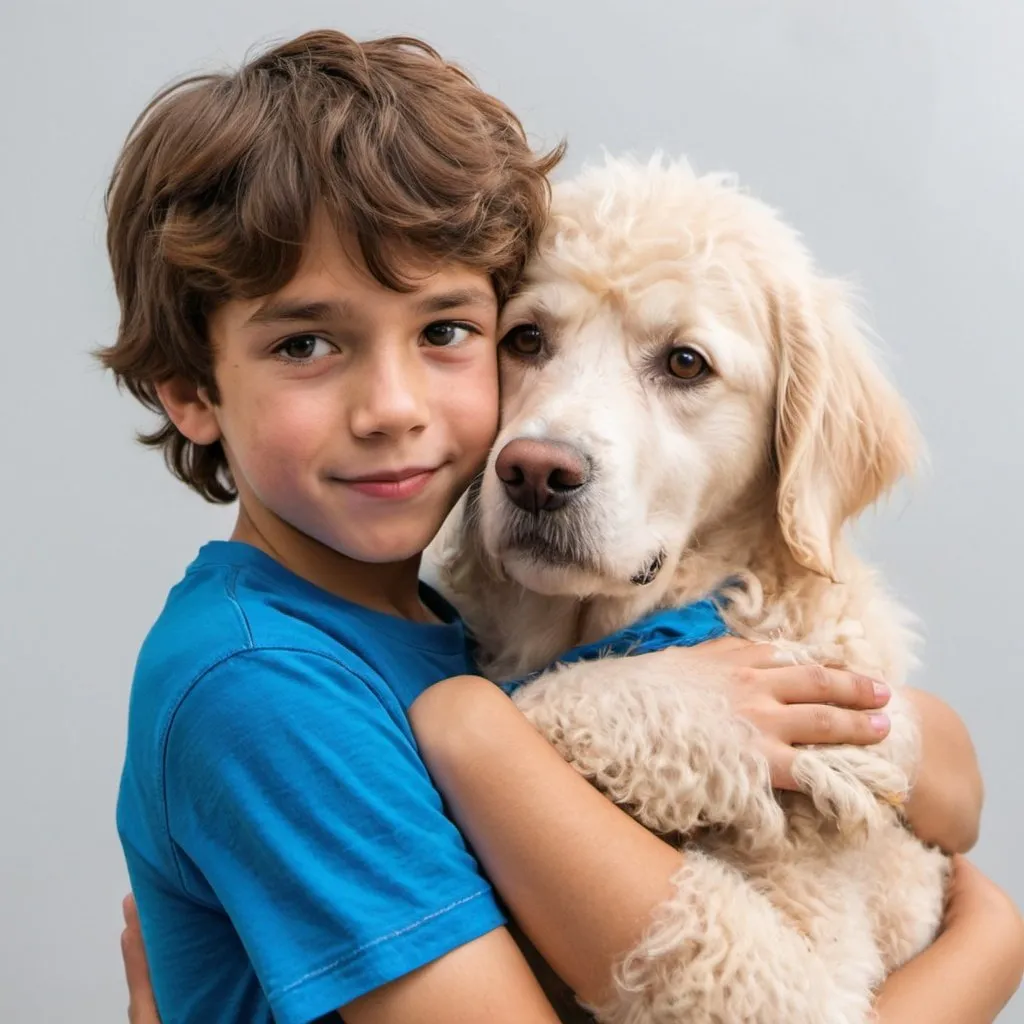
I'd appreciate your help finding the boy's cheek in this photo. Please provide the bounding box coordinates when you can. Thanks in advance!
[457,388,501,454]
[220,409,320,497]
[238,390,336,455]
[458,362,500,424]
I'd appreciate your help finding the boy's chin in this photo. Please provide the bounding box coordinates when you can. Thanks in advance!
[337,525,440,566]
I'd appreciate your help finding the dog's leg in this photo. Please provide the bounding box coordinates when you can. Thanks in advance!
[590,848,874,1024]
[510,652,786,849]
[789,686,921,839]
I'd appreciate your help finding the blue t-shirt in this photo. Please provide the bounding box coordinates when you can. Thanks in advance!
[117,541,505,1024]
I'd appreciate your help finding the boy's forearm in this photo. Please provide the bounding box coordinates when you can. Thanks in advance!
[873,915,1022,1023]
[903,687,983,853]
[411,676,683,1007]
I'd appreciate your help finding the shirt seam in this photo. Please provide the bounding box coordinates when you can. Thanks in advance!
[274,888,492,999]
[224,565,255,648]
[159,645,401,897]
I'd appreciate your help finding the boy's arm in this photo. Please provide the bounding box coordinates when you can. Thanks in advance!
[121,895,563,1024]
[161,649,550,1023]
[902,686,983,853]
[409,672,719,1006]
[342,928,560,1023]
[873,856,1024,1023]
[411,674,1022,1016]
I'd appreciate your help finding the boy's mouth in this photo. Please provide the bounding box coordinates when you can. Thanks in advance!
[337,465,441,500]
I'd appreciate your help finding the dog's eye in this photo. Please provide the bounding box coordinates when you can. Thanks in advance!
[500,323,545,358]
[667,346,709,381]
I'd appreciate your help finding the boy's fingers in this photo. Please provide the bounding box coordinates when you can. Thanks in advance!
[123,893,138,927]
[701,642,893,711]
[120,895,160,1022]
[764,744,798,791]
[121,926,153,996]
[780,703,890,747]
[121,928,148,986]
[769,664,889,710]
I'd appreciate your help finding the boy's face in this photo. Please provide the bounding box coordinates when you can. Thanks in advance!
[181,213,500,566]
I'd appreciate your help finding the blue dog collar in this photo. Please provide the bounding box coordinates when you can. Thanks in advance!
[499,596,730,694]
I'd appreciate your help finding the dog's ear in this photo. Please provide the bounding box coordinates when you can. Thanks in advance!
[770,279,919,580]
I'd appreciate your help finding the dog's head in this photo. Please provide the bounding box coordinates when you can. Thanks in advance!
[474,156,918,600]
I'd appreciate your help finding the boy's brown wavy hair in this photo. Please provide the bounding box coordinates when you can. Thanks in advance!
[98,30,563,502]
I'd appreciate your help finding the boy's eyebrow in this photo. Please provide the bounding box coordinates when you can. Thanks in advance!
[415,287,495,315]
[245,287,494,327]
[245,299,348,327]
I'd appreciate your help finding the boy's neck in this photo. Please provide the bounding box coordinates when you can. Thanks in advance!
[230,506,434,623]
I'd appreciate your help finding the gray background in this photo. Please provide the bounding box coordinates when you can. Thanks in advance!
[2,0,1021,1019]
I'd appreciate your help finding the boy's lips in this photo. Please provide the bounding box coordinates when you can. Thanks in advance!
[337,465,441,500]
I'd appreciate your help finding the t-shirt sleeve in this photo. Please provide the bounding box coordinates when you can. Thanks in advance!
[163,647,505,1024]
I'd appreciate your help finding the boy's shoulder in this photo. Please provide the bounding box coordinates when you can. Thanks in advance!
[128,540,472,743]
[136,541,374,697]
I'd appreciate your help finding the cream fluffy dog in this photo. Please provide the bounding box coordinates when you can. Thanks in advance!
[433,156,950,1023]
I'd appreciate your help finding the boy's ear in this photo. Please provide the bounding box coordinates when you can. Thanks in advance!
[155,377,222,445]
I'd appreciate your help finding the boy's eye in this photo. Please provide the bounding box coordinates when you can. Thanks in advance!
[275,335,334,361]
[422,322,475,347]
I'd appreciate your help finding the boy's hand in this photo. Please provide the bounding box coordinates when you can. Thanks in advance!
[670,636,891,790]
[121,895,161,1024]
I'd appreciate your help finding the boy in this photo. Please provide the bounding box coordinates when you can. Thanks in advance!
[106,28,1017,1024]
[104,30,560,1022]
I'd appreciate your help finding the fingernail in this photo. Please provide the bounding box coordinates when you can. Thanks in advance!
[872,681,890,701]
[870,713,890,732]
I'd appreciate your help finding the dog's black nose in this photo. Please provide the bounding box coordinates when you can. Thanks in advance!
[494,438,591,514]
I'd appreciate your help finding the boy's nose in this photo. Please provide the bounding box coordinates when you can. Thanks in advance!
[494,438,591,514]
[350,360,429,438]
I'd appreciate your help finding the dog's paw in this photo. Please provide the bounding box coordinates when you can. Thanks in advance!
[790,747,909,838]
